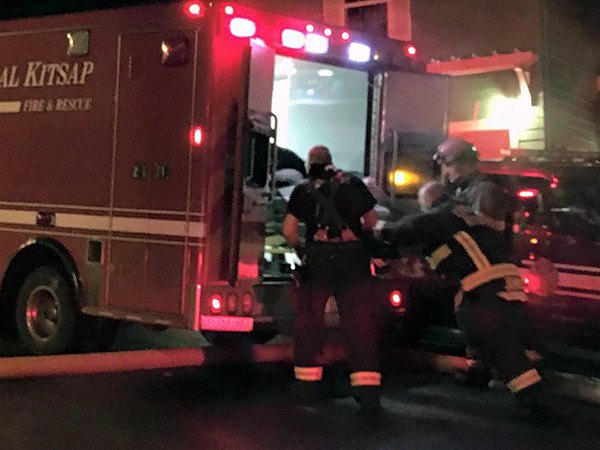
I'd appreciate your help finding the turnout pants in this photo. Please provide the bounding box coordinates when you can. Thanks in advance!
[456,289,542,397]
[293,242,381,392]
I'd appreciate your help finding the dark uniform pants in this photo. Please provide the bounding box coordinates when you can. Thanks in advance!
[456,289,542,396]
[293,242,380,390]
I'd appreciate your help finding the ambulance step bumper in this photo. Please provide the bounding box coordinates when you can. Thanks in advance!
[200,315,254,332]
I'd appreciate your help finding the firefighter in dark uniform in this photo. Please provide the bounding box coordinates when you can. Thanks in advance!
[435,137,511,235]
[435,137,523,376]
[382,181,547,415]
[282,145,381,412]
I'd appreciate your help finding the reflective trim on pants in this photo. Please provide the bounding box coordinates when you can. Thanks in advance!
[350,371,382,387]
[507,368,542,393]
[294,366,323,382]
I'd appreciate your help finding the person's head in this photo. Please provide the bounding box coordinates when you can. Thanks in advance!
[434,138,479,185]
[306,145,334,179]
[418,181,449,212]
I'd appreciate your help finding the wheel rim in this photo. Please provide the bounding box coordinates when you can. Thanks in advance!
[26,286,61,342]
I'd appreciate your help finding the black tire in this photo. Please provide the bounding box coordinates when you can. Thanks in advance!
[15,267,76,355]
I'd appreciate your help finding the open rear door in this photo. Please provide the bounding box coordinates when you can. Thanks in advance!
[373,71,450,198]
[234,42,278,283]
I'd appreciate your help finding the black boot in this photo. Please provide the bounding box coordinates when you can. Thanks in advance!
[353,386,382,413]
[515,382,554,424]
[454,360,492,388]
[290,380,322,407]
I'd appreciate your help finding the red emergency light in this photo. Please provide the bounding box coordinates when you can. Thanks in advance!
[341,31,350,41]
[227,294,238,313]
[242,292,253,314]
[183,1,205,18]
[405,44,417,57]
[324,28,333,37]
[229,17,257,38]
[389,290,403,308]
[517,188,538,199]
[209,294,223,314]
[224,5,234,15]
[190,126,204,147]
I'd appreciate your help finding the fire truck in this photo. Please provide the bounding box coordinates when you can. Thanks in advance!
[0,1,449,354]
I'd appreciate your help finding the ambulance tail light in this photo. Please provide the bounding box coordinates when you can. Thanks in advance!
[209,294,223,314]
[405,44,417,58]
[226,294,238,313]
[517,188,538,199]
[242,292,253,314]
[348,42,371,62]
[190,126,204,147]
[282,29,305,49]
[389,290,403,308]
[229,18,257,38]
[183,1,205,18]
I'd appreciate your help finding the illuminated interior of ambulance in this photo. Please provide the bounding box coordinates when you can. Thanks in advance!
[257,54,371,280]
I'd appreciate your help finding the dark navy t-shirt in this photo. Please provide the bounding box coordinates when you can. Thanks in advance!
[287,173,376,242]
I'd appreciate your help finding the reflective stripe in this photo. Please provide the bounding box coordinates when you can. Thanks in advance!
[525,350,542,362]
[429,244,452,270]
[504,274,524,292]
[461,263,521,292]
[453,290,464,312]
[350,371,381,387]
[294,366,323,382]
[498,291,528,302]
[507,368,542,393]
[453,231,491,270]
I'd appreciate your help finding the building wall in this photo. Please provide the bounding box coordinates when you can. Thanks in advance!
[543,0,599,153]
[413,0,599,154]
[411,0,544,62]
[241,0,324,22]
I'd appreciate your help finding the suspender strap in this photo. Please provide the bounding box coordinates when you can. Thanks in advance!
[305,180,348,231]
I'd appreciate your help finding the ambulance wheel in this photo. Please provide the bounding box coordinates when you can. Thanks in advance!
[15,267,76,355]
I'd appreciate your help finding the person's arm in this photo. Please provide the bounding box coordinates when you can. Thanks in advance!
[361,208,379,230]
[282,213,300,247]
[383,209,459,249]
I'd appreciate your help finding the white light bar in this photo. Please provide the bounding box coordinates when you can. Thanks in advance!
[348,42,371,62]
[281,29,305,49]
[229,17,256,38]
[305,33,329,54]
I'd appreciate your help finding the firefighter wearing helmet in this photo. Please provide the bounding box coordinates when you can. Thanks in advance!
[434,138,510,232]
[380,181,550,419]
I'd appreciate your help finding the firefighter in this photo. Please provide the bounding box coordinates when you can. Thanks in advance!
[282,145,382,412]
[434,137,510,232]
[382,181,548,416]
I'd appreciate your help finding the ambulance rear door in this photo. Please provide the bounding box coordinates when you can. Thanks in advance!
[373,71,450,199]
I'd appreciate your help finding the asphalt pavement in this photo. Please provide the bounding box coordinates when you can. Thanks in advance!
[2,360,599,450]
